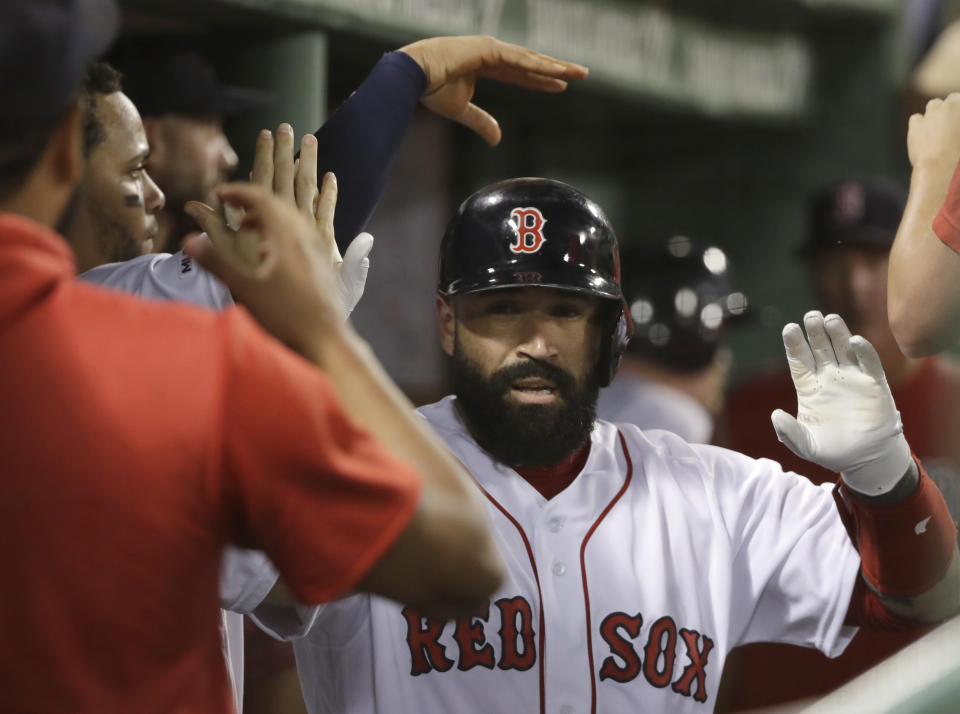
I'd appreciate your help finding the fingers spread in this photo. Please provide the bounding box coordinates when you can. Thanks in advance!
[803,311,837,369]
[823,313,856,366]
[273,123,296,202]
[295,133,319,221]
[782,322,816,382]
[250,129,274,188]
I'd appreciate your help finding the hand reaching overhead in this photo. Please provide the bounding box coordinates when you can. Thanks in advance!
[399,35,589,146]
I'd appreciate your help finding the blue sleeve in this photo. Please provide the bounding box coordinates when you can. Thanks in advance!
[312,51,427,250]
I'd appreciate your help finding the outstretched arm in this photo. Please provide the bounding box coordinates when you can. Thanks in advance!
[186,181,504,617]
[773,312,959,622]
[312,35,588,249]
[889,95,960,356]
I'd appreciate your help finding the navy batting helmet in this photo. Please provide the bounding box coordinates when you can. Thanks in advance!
[623,236,747,372]
[437,177,630,387]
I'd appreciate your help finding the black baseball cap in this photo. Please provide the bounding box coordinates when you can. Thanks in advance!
[803,178,906,257]
[0,0,119,132]
[117,48,273,119]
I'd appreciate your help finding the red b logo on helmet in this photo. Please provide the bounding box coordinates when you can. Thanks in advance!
[509,207,547,254]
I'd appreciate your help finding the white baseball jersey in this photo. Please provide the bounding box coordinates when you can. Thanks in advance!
[80,248,233,309]
[255,395,861,714]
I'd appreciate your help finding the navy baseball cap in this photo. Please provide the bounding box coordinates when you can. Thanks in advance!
[0,0,119,132]
[803,178,906,257]
[117,48,273,119]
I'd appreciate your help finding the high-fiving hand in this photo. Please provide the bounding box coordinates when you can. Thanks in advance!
[184,181,343,360]
[185,123,373,319]
[248,124,372,318]
[772,311,912,496]
[907,93,960,173]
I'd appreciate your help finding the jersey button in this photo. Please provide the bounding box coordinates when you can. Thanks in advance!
[551,560,566,576]
[547,516,565,533]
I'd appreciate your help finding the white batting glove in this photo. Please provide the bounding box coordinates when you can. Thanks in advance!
[336,232,374,319]
[771,311,912,497]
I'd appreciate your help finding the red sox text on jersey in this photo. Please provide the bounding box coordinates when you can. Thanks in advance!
[403,602,714,703]
[268,397,860,714]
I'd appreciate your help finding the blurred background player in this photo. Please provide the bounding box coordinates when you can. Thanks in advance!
[112,46,262,253]
[715,176,960,712]
[598,236,745,443]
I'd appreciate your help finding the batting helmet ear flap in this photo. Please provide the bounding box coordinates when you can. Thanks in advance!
[597,299,632,387]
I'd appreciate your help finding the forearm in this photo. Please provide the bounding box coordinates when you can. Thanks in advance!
[838,457,960,623]
[304,322,503,604]
[313,52,426,248]
[889,163,960,355]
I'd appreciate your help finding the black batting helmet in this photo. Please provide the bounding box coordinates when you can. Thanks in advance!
[437,177,630,387]
[623,236,747,372]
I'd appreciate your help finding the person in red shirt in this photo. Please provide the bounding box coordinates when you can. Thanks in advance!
[889,94,960,357]
[716,178,960,712]
[0,2,505,712]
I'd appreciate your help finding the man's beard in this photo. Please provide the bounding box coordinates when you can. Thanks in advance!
[452,344,599,468]
[56,190,143,266]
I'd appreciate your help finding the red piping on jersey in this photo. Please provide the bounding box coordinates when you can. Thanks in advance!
[582,431,634,714]
[474,482,547,714]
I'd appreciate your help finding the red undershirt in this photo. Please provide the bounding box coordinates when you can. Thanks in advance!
[514,442,592,500]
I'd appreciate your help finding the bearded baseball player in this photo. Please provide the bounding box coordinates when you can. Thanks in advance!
[74,36,587,712]
[243,177,960,714]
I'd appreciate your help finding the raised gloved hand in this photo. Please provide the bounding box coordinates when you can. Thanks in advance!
[771,311,912,496]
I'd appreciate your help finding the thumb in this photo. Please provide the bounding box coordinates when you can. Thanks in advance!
[771,409,815,461]
[849,335,887,385]
[338,233,374,317]
[183,233,252,298]
[184,201,232,250]
[456,102,502,146]
[342,232,374,285]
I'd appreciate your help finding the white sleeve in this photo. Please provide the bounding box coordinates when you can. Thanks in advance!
[706,445,861,656]
[250,601,323,642]
[220,547,279,614]
[79,249,233,309]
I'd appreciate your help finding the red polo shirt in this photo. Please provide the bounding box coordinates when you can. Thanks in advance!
[0,214,422,713]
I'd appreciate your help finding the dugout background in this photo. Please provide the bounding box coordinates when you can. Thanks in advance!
[117,0,926,402]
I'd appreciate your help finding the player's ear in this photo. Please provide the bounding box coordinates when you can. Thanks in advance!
[50,102,84,186]
[437,294,456,356]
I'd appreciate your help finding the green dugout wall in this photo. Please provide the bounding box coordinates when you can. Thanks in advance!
[119,0,906,392]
